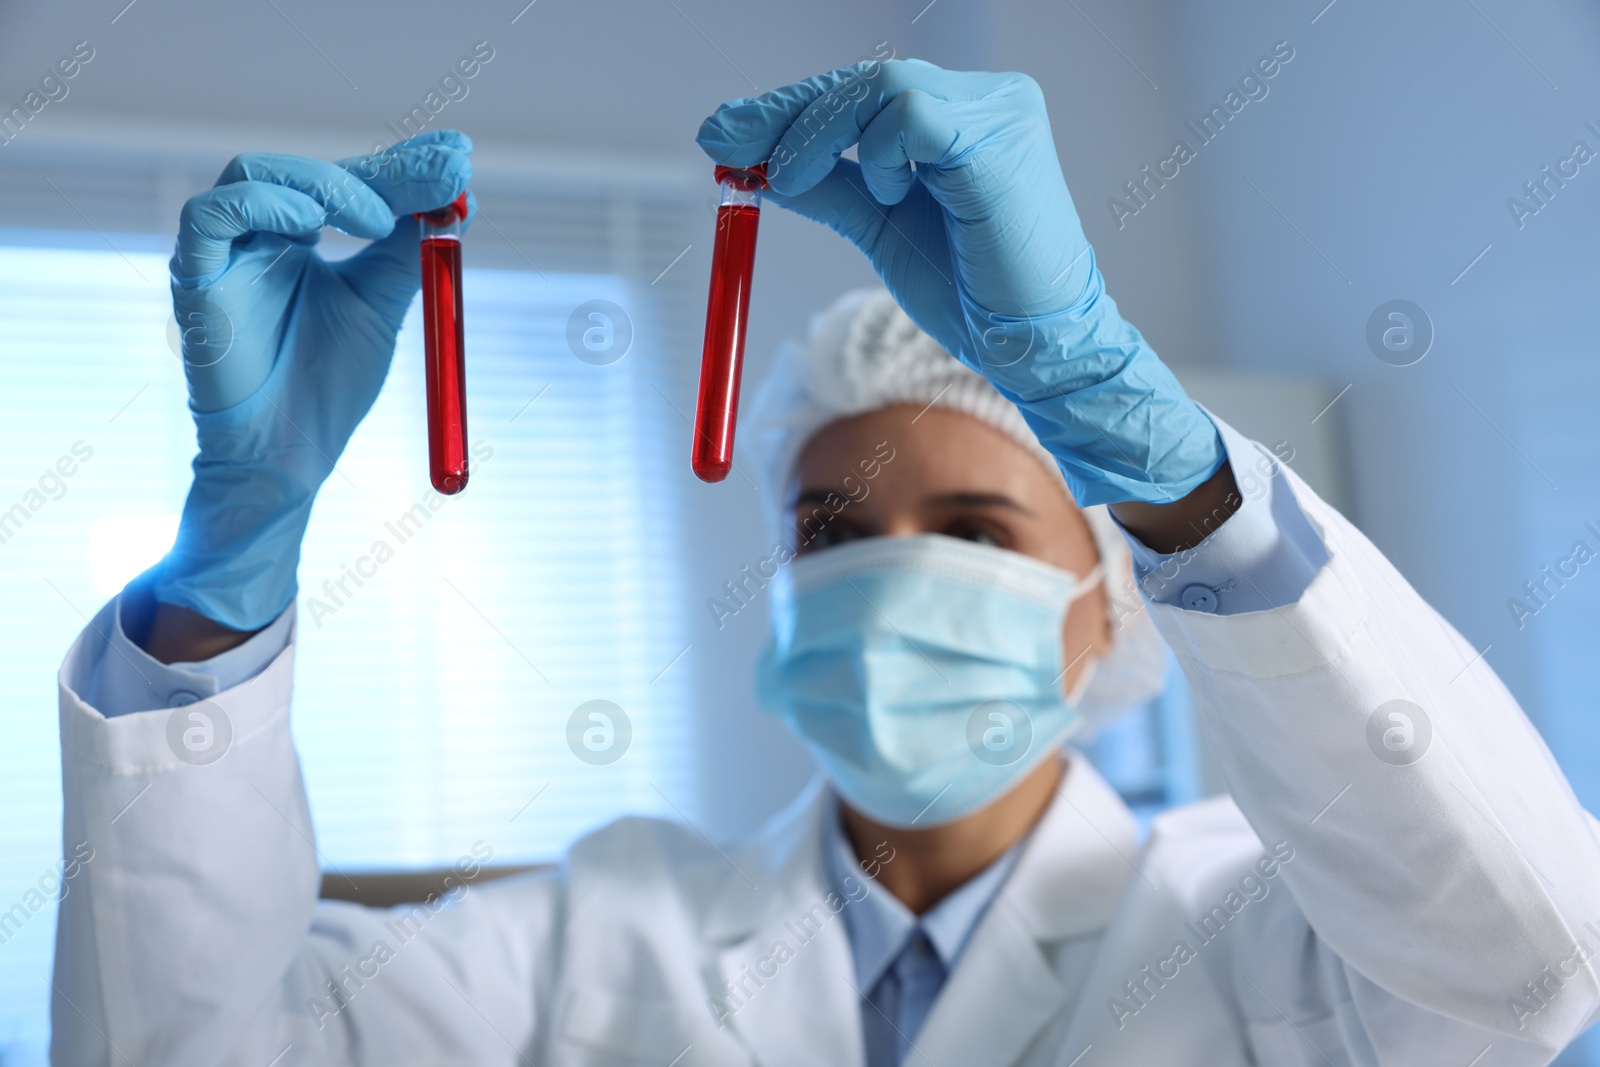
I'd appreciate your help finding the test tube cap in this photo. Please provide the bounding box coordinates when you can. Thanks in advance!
[713,163,769,192]
[414,191,470,225]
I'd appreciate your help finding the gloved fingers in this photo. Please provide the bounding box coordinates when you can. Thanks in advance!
[333,216,422,321]
[770,62,1019,199]
[335,191,479,320]
[697,61,911,193]
[173,181,331,283]
[697,59,1013,197]
[761,160,889,249]
[381,129,472,151]
[214,153,396,240]
[766,162,958,314]
[855,89,964,205]
[335,131,473,218]
[695,71,850,171]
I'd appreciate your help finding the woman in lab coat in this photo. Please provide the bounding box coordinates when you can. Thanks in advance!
[51,60,1600,1066]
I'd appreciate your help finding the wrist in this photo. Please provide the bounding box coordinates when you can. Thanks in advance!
[142,601,264,664]
[1110,460,1241,554]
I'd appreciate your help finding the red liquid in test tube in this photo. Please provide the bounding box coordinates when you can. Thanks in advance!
[417,192,470,494]
[692,164,766,483]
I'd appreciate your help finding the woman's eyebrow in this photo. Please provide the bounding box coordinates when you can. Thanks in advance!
[926,491,1035,516]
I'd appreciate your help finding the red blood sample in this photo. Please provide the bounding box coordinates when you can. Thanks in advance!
[692,165,766,483]
[417,193,469,494]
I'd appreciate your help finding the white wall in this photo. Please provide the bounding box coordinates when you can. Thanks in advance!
[1159,0,1600,804]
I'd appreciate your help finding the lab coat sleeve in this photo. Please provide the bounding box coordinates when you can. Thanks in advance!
[1138,421,1600,1063]
[84,571,293,717]
[52,592,562,1067]
[1120,415,1328,615]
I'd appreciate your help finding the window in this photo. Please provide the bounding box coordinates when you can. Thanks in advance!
[294,265,696,868]
[0,207,699,1060]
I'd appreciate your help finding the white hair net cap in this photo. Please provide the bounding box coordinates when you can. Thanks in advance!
[746,287,1169,731]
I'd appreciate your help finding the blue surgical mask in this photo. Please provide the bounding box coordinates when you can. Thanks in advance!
[755,533,1102,828]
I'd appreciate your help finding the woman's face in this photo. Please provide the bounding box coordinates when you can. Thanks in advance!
[788,404,1111,695]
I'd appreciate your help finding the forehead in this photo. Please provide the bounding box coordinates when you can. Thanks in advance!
[788,404,1065,505]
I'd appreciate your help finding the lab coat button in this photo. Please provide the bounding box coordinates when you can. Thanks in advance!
[1180,584,1219,613]
[169,689,201,706]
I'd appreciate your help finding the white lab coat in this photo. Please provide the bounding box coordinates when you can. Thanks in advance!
[51,461,1600,1067]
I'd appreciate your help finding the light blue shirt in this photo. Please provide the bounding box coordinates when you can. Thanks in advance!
[824,805,1024,1067]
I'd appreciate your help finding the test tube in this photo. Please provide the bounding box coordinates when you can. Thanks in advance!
[692,164,766,483]
[417,192,470,495]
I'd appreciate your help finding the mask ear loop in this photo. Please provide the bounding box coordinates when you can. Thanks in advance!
[1061,563,1106,704]
[1071,563,1105,599]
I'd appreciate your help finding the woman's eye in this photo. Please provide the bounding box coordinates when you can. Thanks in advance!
[803,523,864,552]
[945,522,1002,547]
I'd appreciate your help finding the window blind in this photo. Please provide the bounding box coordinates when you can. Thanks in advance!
[0,159,703,1061]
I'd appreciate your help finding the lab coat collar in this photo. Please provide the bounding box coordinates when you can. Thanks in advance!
[702,773,834,943]
[706,775,866,1067]
[823,796,1025,995]
[702,751,1133,940]
[701,751,1138,1067]
[1000,749,1141,941]
[910,750,1140,1066]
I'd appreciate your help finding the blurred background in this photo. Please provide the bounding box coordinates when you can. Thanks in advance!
[1,0,1598,1061]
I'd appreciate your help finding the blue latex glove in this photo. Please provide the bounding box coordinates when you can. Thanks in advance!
[696,59,1225,506]
[154,131,474,631]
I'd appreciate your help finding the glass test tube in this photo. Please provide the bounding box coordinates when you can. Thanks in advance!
[692,164,766,483]
[417,192,470,495]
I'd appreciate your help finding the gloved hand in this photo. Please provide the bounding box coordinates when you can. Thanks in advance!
[155,131,473,631]
[696,60,1225,506]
